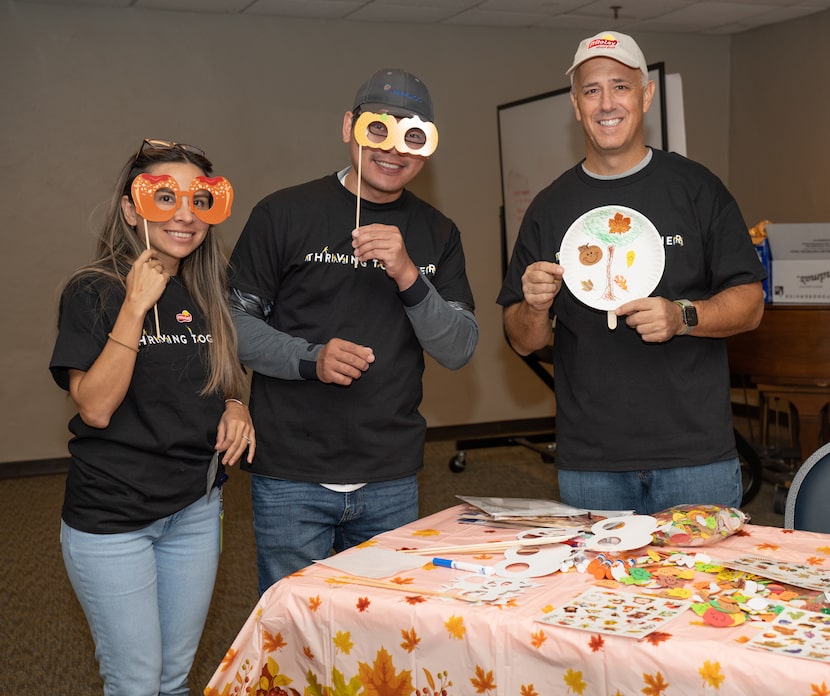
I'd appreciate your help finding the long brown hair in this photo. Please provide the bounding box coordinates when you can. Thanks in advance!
[64,142,246,399]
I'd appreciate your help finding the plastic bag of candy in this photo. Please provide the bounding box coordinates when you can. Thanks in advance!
[650,505,748,547]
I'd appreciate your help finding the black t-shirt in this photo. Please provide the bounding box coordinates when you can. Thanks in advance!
[498,150,767,472]
[229,173,474,483]
[50,274,223,533]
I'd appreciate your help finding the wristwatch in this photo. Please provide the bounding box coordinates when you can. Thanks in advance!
[674,299,698,335]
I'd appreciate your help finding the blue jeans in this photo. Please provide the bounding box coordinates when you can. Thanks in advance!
[60,493,221,696]
[557,458,742,515]
[250,475,419,595]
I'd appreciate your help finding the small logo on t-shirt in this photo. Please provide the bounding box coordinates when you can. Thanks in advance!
[176,310,193,323]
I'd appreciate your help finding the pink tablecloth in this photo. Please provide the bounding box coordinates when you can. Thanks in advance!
[205,506,830,696]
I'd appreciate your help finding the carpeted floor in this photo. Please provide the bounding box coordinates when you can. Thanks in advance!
[0,438,783,694]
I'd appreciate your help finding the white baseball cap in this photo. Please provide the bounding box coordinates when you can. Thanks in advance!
[566,31,648,82]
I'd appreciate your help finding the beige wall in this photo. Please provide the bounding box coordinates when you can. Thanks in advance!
[729,10,830,225]
[1,0,765,463]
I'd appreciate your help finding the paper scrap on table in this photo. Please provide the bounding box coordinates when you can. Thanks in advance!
[456,495,633,519]
[314,547,426,579]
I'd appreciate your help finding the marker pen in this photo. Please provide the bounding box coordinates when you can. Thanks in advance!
[432,557,494,575]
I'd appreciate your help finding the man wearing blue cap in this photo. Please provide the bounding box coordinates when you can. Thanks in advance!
[498,32,766,515]
[230,68,478,593]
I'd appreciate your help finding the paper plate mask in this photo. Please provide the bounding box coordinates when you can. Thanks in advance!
[131,173,234,225]
[353,111,439,157]
[559,205,665,328]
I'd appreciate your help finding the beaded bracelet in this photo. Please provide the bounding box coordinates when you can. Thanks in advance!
[107,332,139,354]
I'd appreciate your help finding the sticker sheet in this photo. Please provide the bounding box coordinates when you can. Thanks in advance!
[745,606,830,663]
[536,588,691,639]
[720,554,830,592]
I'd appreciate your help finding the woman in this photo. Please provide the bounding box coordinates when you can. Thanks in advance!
[50,139,254,696]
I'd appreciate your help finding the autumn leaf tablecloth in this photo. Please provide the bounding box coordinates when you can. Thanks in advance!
[205,506,830,696]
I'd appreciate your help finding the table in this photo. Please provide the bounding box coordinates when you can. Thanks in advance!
[727,304,830,459]
[205,506,830,696]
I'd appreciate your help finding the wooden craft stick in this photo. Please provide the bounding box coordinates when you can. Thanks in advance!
[327,575,479,603]
[143,219,161,337]
[353,147,362,268]
[400,534,577,556]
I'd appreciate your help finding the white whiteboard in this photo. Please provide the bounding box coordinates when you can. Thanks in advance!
[497,63,668,272]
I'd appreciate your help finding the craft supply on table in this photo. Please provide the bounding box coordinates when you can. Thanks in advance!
[431,557,494,575]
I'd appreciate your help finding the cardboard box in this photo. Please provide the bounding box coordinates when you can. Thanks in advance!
[766,223,830,304]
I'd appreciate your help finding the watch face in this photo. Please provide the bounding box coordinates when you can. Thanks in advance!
[684,305,699,326]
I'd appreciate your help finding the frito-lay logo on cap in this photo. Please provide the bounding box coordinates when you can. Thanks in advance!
[176,310,193,323]
[588,35,619,50]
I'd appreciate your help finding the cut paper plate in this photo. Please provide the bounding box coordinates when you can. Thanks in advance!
[560,205,665,324]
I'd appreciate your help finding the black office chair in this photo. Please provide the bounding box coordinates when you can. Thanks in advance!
[783,442,830,532]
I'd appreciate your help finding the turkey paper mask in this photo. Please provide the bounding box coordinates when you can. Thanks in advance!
[353,112,439,157]
[131,173,234,225]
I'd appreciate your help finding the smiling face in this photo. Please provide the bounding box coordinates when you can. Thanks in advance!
[570,57,655,175]
[341,110,427,204]
[121,161,210,275]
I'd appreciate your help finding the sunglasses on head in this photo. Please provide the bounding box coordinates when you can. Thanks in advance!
[133,138,206,164]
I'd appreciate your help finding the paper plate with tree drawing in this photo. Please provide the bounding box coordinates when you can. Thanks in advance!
[560,205,665,312]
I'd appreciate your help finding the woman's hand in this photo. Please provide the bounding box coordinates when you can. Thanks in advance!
[125,248,170,314]
[215,400,255,465]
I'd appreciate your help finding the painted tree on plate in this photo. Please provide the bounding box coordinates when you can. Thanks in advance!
[580,208,642,301]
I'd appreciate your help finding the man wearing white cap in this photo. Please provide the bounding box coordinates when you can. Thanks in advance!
[498,32,766,514]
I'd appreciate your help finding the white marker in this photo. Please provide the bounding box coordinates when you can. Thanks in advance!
[432,557,494,575]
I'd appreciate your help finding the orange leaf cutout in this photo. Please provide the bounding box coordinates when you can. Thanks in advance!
[589,634,605,652]
[531,630,547,648]
[405,595,427,604]
[521,684,539,696]
[302,645,314,660]
[308,595,321,611]
[357,596,371,612]
[807,556,827,565]
[756,542,780,551]
[811,682,830,696]
[608,212,632,234]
